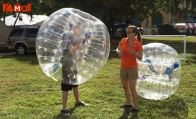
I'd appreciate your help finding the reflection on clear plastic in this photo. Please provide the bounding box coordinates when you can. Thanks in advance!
[36,8,110,85]
[137,43,181,100]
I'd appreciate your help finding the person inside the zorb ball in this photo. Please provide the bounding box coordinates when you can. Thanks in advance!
[60,22,90,116]
[116,25,143,114]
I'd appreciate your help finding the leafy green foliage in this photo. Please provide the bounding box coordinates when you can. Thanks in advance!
[1,0,195,33]
[39,0,195,35]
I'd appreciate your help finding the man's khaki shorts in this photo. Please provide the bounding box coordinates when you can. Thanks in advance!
[120,67,138,80]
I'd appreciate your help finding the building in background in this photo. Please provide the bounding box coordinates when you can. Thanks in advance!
[141,1,196,35]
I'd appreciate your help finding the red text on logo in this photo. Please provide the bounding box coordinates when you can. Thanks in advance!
[3,3,31,12]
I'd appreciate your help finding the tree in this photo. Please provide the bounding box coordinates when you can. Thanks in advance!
[2,0,194,33]
[40,0,161,33]
[159,0,196,14]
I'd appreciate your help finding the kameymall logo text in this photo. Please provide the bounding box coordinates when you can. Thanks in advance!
[3,3,31,12]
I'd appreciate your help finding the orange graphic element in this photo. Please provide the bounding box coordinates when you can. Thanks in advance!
[3,3,31,12]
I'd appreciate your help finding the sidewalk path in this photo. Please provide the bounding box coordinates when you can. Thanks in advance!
[0,52,15,56]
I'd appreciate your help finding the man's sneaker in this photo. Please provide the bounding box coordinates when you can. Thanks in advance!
[129,108,139,114]
[61,109,70,116]
[75,101,89,107]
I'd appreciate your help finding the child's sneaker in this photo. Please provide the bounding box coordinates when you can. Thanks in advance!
[61,109,70,116]
[75,101,89,107]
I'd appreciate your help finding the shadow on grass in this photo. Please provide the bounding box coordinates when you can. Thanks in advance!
[185,54,196,65]
[139,96,188,118]
[0,52,38,65]
[53,106,77,119]
[0,47,12,53]
[119,108,138,119]
[118,96,188,119]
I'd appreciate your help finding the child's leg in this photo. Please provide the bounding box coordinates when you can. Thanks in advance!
[62,91,69,109]
[73,87,80,103]
[73,86,89,107]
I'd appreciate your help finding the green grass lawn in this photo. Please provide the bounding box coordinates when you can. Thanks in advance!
[0,36,196,119]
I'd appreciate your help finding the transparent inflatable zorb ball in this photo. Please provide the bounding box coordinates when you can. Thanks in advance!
[36,8,110,85]
[137,43,181,100]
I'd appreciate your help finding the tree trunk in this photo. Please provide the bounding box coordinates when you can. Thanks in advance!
[3,12,6,23]
[3,0,9,23]
[14,13,21,28]
[107,14,115,41]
